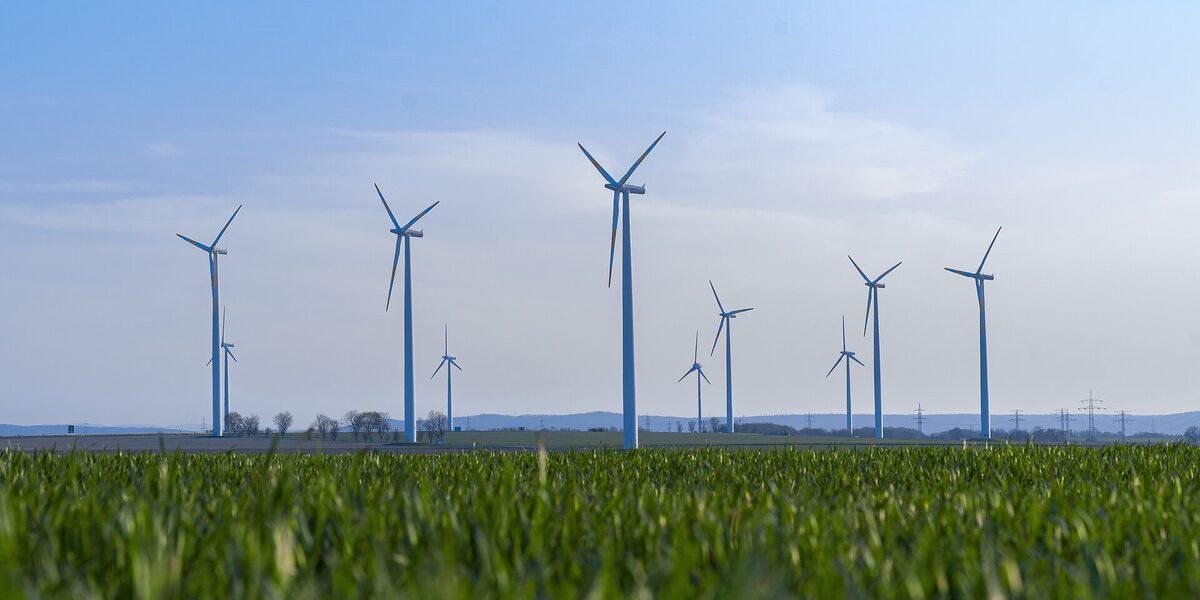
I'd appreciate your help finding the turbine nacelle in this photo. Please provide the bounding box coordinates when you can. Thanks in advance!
[945,267,994,281]
[391,228,424,238]
[214,248,228,255]
[604,183,646,195]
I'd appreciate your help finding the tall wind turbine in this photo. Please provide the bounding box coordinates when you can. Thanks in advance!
[677,331,710,433]
[945,227,1001,438]
[578,131,667,450]
[825,316,865,435]
[206,307,238,430]
[177,205,242,437]
[431,325,462,430]
[376,184,439,443]
[848,256,901,439]
[708,281,753,433]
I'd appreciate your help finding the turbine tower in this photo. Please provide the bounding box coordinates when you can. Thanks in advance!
[578,131,667,450]
[945,227,1002,439]
[376,184,439,443]
[708,281,753,433]
[677,331,710,433]
[206,307,238,430]
[825,316,865,435]
[848,256,902,439]
[177,205,242,437]
[431,325,463,430]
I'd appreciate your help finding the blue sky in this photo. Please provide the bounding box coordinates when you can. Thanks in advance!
[3,2,1200,427]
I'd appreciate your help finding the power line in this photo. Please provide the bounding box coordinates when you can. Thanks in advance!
[1009,409,1021,432]
[804,413,815,430]
[1079,389,1106,437]
[1113,410,1128,439]
[913,404,926,435]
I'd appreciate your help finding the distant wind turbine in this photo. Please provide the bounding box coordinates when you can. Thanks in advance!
[677,331,710,433]
[431,325,463,430]
[206,307,238,430]
[177,205,242,437]
[848,256,901,439]
[376,183,439,443]
[825,316,865,435]
[945,227,1002,439]
[708,281,753,433]
[578,131,667,450]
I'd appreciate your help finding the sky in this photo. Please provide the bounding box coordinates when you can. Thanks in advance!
[2,2,1200,427]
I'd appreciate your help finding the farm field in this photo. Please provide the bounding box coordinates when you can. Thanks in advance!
[3,445,1199,597]
[1,430,979,454]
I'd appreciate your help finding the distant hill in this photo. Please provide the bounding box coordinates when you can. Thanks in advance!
[0,424,203,437]
[392,410,1200,436]
[5,409,1195,438]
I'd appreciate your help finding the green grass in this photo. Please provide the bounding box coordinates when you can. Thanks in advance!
[3,444,1200,598]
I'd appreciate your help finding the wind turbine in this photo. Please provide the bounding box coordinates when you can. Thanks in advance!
[677,331,710,433]
[578,131,667,450]
[376,183,439,443]
[206,307,238,431]
[431,325,462,431]
[945,227,1001,439]
[708,281,753,433]
[177,205,242,437]
[825,316,865,435]
[848,256,902,439]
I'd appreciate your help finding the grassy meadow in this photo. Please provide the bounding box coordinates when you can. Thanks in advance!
[2,444,1198,598]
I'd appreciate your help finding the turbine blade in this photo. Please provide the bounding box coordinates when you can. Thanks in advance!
[862,287,873,336]
[431,358,446,378]
[607,191,619,287]
[578,143,617,185]
[850,355,866,367]
[729,307,753,315]
[210,205,242,247]
[176,234,211,252]
[848,255,870,283]
[375,183,401,229]
[699,369,711,384]
[826,355,844,378]
[221,307,226,346]
[401,200,440,232]
[227,349,238,363]
[710,316,726,356]
[678,366,696,383]
[873,261,903,284]
[693,331,699,363]
[616,131,667,186]
[205,357,213,367]
[841,316,847,351]
[444,324,448,355]
[386,236,402,311]
[451,359,463,372]
[945,267,976,278]
[709,280,726,314]
[977,226,1002,274]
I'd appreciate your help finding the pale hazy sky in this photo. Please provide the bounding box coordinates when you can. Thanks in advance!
[3,2,1200,426]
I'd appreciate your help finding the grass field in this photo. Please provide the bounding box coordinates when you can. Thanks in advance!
[3,444,1199,598]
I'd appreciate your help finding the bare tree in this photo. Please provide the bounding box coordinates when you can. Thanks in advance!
[421,411,449,443]
[688,420,696,433]
[312,413,338,441]
[273,412,294,437]
[676,421,683,433]
[344,410,365,441]
[709,417,721,434]
[245,414,261,437]
[364,411,391,441]
[224,412,242,436]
